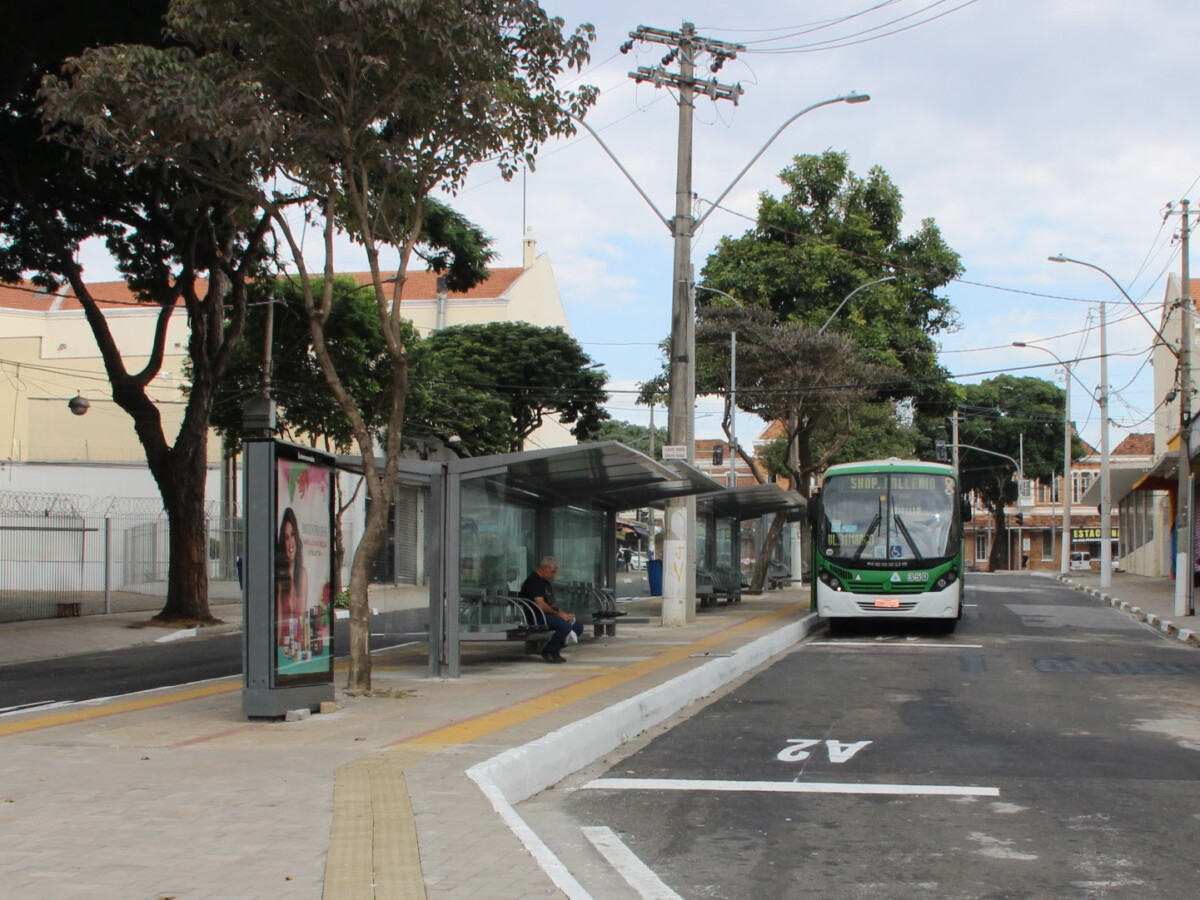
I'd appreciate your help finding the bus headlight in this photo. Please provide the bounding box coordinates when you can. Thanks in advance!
[933,568,959,591]
[818,570,844,591]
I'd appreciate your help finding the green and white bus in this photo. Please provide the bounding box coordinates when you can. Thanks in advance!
[809,458,968,634]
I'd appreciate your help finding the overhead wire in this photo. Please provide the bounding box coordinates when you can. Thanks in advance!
[735,0,981,54]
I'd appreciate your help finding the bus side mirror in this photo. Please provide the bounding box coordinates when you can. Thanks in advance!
[808,495,821,529]
[960,498,971,522]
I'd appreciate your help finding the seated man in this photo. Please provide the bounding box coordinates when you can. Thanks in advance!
[519,556,583,664]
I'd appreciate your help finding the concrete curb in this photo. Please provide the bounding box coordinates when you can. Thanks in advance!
[467,611,823,899]
[1056,575,1200,648]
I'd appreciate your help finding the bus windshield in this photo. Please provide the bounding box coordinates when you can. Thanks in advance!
[819,471,958,565]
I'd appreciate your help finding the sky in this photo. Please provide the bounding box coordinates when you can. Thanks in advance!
[79,1,1200,455]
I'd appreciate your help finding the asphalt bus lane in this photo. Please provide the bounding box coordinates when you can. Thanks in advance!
[550,574,1200,898]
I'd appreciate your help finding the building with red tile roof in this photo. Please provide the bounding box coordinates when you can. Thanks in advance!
[0,232,573,494]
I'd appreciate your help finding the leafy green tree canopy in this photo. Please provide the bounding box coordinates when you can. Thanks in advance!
[420,322,609,451]
[37,0,599,686]
[699,150,962,412]
[958,374,1084,570]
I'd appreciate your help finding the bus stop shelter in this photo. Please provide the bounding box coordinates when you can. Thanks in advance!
[434,442,722,676]
[692,483,807,604]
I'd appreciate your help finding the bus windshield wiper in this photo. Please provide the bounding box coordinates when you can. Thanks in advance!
[852,512,882,561]
[892,513,924,562]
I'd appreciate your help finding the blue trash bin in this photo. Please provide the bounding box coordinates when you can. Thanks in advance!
[648,559,663,596]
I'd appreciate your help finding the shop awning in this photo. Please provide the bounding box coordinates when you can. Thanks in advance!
[1132,450,1182,493]
[1080,466,1153,507]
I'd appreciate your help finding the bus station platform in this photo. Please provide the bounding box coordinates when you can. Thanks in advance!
[5,569,1194,898]
[0,585,818,899]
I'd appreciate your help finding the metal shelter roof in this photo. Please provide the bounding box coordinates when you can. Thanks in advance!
[447,441,722,511]
[699,482,807,520]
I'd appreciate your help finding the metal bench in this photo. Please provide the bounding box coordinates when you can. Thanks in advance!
[589,585,627,636]
[458,590,552,655]
[767,563,792,590]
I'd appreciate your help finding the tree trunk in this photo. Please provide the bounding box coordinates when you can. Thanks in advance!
[749,511,787,592]
[988,505,1008,572]
[344,476,392,692]
[151,429,217,623]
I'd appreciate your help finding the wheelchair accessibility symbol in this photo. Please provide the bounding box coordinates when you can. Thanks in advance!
[890,545,903,559]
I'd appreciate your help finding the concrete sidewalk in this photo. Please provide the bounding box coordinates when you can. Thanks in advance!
[1053,569,1200,648]
[0,587,818,899]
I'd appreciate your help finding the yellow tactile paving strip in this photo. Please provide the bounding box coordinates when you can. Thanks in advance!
[324,750,428,899]
[0,681,239,738]
[324,603,798,899]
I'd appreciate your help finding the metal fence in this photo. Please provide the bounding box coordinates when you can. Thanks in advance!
[0,490,243,623]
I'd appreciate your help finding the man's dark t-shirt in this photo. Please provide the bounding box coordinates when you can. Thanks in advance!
[519,571,558,611]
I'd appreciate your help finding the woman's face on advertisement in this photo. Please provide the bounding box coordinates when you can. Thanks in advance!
[283,520,297,559]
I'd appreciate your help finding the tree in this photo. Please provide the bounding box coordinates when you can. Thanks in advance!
[41,0,597,690]
[208,202,500,457]
[693,306,886,590]
[3,1,276,624]
[958,375,1081,571]
[421,322,609,451]
[692,152,962,587]
[699,150,962,454]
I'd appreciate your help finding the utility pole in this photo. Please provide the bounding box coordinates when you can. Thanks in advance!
[728,330,737,488]
[952,410,960,470]
[1099,300,1112,589]
[626,22,744,625]
[1061,361,1072,576]
[647,402,656,562]
[1166,199,1195,615]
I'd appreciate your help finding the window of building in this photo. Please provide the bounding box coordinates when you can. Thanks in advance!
[1042,529,1055,561]
[1072,470,1096,504]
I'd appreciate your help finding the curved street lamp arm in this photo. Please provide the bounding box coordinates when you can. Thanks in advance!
[694,92,870,231]
[955,442,1021,475]
[819,275,897,333]
[1048,254,1178,357]
[1011,342,1092,397]
[695,284,743,306]
[571,114,672,231]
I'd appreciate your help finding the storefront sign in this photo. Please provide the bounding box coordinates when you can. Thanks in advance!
[1071,526,1119,542]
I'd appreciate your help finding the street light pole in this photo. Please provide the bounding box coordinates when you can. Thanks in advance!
[1099,302,1113,588]
[586,25,869,623]
[1049,255,1155,592]
[1012,342,1075,575]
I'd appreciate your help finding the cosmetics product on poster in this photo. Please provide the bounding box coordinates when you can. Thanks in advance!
[273,447,334,687]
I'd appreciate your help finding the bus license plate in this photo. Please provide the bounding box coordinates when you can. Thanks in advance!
[873,598,900,609]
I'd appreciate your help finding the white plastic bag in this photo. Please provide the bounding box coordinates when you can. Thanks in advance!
[565,629,578,645]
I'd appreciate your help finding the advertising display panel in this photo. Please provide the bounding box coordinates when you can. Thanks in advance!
[272,443,334,688]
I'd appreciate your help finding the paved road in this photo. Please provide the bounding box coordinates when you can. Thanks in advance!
[522,573,1200,898]
[0,608,431,711]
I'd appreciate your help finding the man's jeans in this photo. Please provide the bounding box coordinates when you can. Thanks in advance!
[542,613,584,655]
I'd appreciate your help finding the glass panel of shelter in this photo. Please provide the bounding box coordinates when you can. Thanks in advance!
[457,481,614,631]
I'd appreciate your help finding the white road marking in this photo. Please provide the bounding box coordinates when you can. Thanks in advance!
[582,826,682,900]
[809,641,983,649]
[0,700,73,717]
[583,778,999,797]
